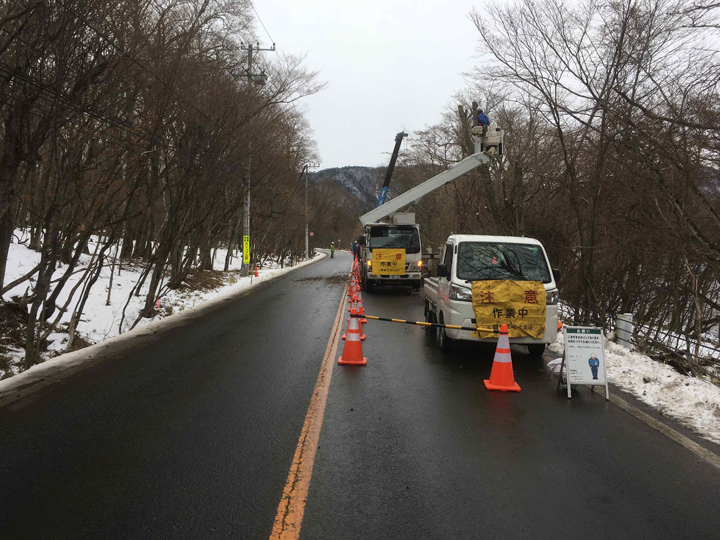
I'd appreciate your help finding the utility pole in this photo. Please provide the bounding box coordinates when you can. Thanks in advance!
[243,142,251,276]
[240,41,276,276]
[303,163,319,260]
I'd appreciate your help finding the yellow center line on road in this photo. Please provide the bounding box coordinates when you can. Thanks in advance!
[269,278,349,540]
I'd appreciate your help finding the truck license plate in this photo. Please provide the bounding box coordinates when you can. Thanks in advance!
[388,275,400,279]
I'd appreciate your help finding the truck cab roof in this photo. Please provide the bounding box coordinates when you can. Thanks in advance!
[446,234,544,246]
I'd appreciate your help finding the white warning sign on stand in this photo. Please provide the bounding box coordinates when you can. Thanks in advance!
[562,326,609,400]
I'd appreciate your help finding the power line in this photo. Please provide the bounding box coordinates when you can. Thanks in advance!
[56,0,224,130]
[249,1,276,46]
[0,71,238,176]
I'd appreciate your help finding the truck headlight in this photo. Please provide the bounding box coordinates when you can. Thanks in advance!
[367,260,372,267]
[449,283,472,302]
[546,289,559,305]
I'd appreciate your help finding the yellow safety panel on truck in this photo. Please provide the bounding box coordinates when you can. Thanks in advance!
[471,280,546,338]
[373,249,406,275]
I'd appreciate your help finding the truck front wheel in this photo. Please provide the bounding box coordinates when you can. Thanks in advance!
[365,276,374,293]
[437,313,453,353]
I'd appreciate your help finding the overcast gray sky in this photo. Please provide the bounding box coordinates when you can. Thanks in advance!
[258,0,483,169]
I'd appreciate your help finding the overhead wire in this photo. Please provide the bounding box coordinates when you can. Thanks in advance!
[249,1,276,46]
[56,0,224,130]
[0,71,237,176]
[0,2,278,175]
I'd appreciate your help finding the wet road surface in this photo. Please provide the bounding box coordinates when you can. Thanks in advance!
[2,251,720,539]
[303,283,720,540]
[0,254,349,539]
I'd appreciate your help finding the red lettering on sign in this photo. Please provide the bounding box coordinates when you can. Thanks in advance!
[479,291,494,304]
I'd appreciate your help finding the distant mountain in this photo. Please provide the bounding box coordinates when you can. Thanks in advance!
[310,166,382,209]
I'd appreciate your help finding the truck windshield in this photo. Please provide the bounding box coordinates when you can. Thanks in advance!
[456,242,552,283]
[369,226,420,254]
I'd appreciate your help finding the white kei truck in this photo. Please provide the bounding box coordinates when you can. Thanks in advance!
[424,234,560,356]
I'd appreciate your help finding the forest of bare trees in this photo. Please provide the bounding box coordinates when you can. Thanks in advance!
[0,0,331,369]
[390,0,720,373]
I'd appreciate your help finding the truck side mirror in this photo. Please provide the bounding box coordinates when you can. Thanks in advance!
[437,264,448,278]
[552,267,562,283]
[358,236,366,246]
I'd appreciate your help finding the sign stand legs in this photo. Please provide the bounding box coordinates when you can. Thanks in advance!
[557,354,570,397]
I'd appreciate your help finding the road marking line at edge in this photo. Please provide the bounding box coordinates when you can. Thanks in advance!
[269,278,349,540]
[593,386,720,471]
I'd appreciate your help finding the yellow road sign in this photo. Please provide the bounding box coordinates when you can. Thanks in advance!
[243,235,250,264]
[471,280,546,338]
[372,249,405,275]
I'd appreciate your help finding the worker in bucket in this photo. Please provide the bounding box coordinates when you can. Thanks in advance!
[477,108,490,135]
[588,354,600,380]
[330,242,335,258]
[352,240,358,258]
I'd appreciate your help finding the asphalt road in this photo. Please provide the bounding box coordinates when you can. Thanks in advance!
[0,253,349,539]
[302,280,720,539]
[2,251,720,539]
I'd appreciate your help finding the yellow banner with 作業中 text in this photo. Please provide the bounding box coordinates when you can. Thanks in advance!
[471,280,546,338]
[372,249,406,275]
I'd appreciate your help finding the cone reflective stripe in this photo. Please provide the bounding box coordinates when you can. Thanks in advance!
[342,306,365,340]
[254,266,259,277]
[484,324,521,392]
[356,292,365,315]
[338,315,367,366]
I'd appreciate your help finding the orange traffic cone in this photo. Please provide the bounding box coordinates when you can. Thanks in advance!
[338,315,367,366]
[342,306,365,341]
[484,324,521,392]
[254,266,259,277]
[356,292,367,324]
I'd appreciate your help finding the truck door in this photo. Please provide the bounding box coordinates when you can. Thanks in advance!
[438,242,453,302]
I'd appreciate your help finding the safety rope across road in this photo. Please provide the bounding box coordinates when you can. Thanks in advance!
[350,313,498,333]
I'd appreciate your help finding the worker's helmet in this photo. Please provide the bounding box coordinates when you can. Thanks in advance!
[478,108,483,112]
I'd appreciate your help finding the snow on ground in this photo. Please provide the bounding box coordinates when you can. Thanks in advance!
[548,330,720,446]
[1,230,325,377]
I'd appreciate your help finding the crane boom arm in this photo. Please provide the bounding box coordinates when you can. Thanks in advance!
[359,151,490,226]
[377,131,408,208]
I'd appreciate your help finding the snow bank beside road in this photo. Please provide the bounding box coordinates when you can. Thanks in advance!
[549,332,720,445]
